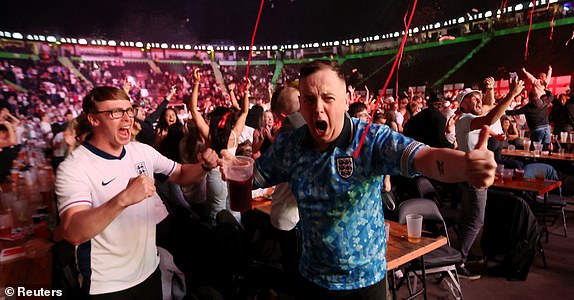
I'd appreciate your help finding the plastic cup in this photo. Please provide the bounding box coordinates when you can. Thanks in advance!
[534,168,546,183]
[502,169,514,183]
[0,191,16,211]
[515,169,525,181]
[0,213,13,236]
[495,164,504,182]
[558,148,565,156]
[385,222,390,239]
[223,156,254,212]
[561,132,568,143]
[533,141,542,151]
[406,214,423,243]
[523,140,531,152]
[570,132,574,143]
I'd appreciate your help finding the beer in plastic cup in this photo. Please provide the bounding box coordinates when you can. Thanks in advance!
[534,168,545,183]
[502,169,514,183]
[406,214,423,243]
[561,132,568,143]
[224,156,254,212]
[524,140,531,152]
[0,213,13,236]
[515,169,525,181]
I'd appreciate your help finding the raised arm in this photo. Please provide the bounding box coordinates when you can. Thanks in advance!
[186,68,210,141]
[231,79,251,141]
[482,77,496,113]
[413,126,495,188]
[228,82,241,111]
[145,86,175,123]
[521,67,536,83]
[470,78,524,131]
[546,65,552,84]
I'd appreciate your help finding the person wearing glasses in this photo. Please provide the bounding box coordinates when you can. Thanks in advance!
[55,86,219,299]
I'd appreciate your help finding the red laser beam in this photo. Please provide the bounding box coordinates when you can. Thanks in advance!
[550,7,557,40]
[524,0,536,61]
[353,0,419,158]
[245,0,265,79]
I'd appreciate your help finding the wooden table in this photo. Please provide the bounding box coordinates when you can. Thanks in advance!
[502,149,574,161]
[492,177,561,195]
[255,206,447,269]
[385,220,447,270]
[255,204,447,299]
[385,220,447,300]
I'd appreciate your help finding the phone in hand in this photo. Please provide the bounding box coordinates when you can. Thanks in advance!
[509,72,518,81]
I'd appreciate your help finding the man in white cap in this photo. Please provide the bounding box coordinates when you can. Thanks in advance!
[454,77,524,279]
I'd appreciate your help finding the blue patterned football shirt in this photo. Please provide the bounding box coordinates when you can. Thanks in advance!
[254,114,425,290]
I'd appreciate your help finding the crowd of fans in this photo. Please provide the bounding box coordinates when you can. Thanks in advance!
[0,27,573,299]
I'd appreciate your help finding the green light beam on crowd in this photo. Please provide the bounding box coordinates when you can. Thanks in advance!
[432,34,492,88]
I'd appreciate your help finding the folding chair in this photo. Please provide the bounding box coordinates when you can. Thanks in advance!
[397,198,464,300]
[523,163,568,239]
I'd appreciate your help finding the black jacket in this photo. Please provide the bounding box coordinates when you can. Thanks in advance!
[506,90,553,130]
[403,106,453,149]
[135,99,169,145]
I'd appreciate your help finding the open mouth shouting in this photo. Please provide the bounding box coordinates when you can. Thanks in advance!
[119,125,131,140]
[315,120,328,136]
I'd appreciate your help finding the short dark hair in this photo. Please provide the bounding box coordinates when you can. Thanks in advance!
[348,102,368,118]
[270,86,286,114]
[300,60,346,82]
[82,86,130,114]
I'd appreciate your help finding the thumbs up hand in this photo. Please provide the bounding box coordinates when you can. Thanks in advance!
[465,125,496,188]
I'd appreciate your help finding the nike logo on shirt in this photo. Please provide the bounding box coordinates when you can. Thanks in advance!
[101,178,116,186]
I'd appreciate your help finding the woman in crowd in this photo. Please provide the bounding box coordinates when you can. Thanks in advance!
[501,115,524,149]
[154,107,181,148]
[187,68,250,222]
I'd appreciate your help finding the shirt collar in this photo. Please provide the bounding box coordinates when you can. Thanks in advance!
[83,140,126,160]
[301,113,355,151]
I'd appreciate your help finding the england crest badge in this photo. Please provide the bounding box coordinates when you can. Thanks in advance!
[135,161,149,176]
[336,156,354,179]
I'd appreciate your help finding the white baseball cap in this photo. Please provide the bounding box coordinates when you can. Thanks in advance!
[456,88,482,104]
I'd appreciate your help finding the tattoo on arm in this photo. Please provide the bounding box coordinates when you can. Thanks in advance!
[436,160,445,176]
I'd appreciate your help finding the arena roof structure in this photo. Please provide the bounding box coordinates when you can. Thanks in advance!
[0,0,543,45]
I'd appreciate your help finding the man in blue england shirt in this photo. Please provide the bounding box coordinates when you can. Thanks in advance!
[248,61,495,299]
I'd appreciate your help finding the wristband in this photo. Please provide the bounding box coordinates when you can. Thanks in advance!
[201,164,212,172]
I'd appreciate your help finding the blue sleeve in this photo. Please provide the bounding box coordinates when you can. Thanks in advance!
[370,125,426,178]
[253,131,293,188]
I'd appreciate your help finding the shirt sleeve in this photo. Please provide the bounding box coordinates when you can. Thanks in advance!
[253,131,293,188]
[56,156,93,215]
[144,143,177,177]
[370,125,426,178]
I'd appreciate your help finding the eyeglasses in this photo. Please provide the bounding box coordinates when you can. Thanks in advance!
[93,108,135,119]
[357,112,371,119]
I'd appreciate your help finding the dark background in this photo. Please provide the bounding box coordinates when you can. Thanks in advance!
[0,0,526,44]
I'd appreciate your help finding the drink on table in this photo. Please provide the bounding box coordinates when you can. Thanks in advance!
[515,169,525,181]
